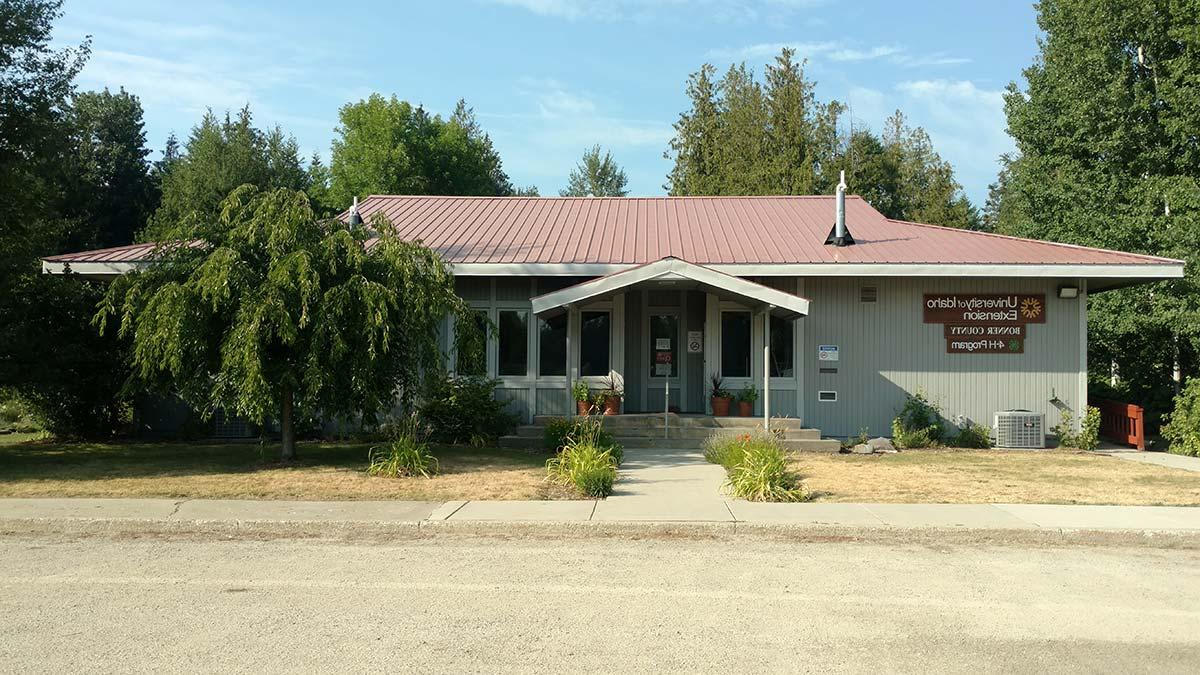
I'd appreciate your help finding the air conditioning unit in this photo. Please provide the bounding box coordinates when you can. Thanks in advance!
[994,410,1046,449]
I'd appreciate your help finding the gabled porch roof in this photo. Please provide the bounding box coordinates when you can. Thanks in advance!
[530,257,810,320]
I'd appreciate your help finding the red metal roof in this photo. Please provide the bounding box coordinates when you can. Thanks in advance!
[42,195,1180,267]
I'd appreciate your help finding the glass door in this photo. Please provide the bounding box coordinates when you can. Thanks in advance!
[647,312,681,412]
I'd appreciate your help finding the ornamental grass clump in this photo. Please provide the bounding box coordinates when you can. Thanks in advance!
[366,414,439,478]
[704,430,808,502]
[545,418,620,497]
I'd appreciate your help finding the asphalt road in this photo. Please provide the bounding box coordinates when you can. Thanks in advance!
[1,534,1197,673]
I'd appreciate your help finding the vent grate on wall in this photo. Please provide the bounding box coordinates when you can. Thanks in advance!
[818,391,838,402]
[860,286,878,303]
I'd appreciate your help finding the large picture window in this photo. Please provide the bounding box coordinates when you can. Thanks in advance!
[649,313,678,378]
[456,310,488,377]
[538,313,567,377]
[770,316,794,377]
[497,310,528,376]
[721,311,751,378]
[580,311,611,376]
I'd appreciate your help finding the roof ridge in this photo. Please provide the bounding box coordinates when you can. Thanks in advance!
[882,218,1184,265]
[361,194,859,200]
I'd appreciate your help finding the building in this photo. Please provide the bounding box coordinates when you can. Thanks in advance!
[42,191,1184,440]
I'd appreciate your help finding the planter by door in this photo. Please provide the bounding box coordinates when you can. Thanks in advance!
[576,401,591,416]
[711,396,732,416]
[603,397,621,415]
[737,401,753,417]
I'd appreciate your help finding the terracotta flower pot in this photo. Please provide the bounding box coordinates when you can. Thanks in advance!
[576,400,591,416]
[711,396,732,416]
[737,401,753,417]
[603,397,621,415]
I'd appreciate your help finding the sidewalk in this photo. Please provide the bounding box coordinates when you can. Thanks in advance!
[2,497,1197,532]
[1099,448,1200,473]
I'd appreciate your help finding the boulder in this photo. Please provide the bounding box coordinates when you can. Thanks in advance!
[868,437,898,453]
[851,443,873,454]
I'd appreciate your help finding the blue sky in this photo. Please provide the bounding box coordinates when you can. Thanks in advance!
[55,0,1039,206]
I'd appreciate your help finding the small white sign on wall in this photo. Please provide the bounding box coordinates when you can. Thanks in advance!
[687,331,703,353]
[655,338,671,350]
[818,344,840,362]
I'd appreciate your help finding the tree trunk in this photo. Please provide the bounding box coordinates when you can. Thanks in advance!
[280,383,296,462]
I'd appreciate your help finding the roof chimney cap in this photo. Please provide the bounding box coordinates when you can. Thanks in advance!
[348,196,363,226]
[824,170,854,247]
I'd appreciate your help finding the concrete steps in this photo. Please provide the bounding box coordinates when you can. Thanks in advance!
[500,413,842,453]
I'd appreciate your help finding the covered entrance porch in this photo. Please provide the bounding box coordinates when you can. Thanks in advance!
[529,257,811,430]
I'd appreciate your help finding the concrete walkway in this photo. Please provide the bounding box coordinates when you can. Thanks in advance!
[592,447,731,521]
[1100,448,1200,473]
[2,497,1198,532]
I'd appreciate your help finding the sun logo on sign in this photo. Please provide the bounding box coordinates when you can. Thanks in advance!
[1020,297,1043,320]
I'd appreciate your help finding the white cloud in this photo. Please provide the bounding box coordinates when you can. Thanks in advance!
[482,0,827,22]
[706,41,969,68]
[892,79,1011,203]
[484,77,675,193]
[828,45,903,62]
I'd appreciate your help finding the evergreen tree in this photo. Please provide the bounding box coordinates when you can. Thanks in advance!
[0,0,132,437]
[664,48,976,229]
[65,88,157,248]
[560,145,628,196]
[146,106,310,239]
[996,0,1200,427]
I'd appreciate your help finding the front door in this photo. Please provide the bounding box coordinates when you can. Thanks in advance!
[647,311,682,412]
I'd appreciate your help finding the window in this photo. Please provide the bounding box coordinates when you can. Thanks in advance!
[538,313,567,377]
[720,311,751,378]
[497,310,528,376]
[649,314,678,378]
[456,310,488,377]
[769,316,794,377]
[580,311,611,376]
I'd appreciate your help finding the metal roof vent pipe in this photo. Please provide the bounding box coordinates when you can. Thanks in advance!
[824,170,855,247]
[348,196,363,227]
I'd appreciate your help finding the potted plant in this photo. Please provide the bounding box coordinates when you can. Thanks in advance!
[737,384,758,417]
[709,374,733,417]
[597,375,623,415]
[571,380,592,416]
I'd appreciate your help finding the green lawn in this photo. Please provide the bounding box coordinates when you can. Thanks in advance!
[0,436,567,501]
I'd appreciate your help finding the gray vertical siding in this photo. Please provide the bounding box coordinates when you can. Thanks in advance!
[801,277,1083,439]
[684,290,706,412]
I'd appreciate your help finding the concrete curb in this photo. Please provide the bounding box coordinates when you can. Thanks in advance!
[4,516,1199,550]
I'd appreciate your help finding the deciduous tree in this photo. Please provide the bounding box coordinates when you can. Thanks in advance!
[995,0,1200,427]
[560,145,628,196]
[97,186,471,460]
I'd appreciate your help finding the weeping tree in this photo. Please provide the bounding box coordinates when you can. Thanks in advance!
[96,185,469,460]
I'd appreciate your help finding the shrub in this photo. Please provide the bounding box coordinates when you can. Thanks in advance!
[367,415,439,478]
[1055,406,1101,451]
[419,376,519,446]
[1163,379,1200,457]
[737,385,758,403]
[726,440,808,502]
[542,417,619,461]
[704,430,808,502]
[546,420,619,498]
[953,422,993,449]
[571,380,591,404]
[0,392,41,433]
[702,432,749,470]
[891,389,945,448]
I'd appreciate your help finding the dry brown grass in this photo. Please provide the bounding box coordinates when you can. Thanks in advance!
[0,438,569,501]
[791,448,1200,506]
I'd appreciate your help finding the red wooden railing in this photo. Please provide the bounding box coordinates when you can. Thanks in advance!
[1089,398,1145,451]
